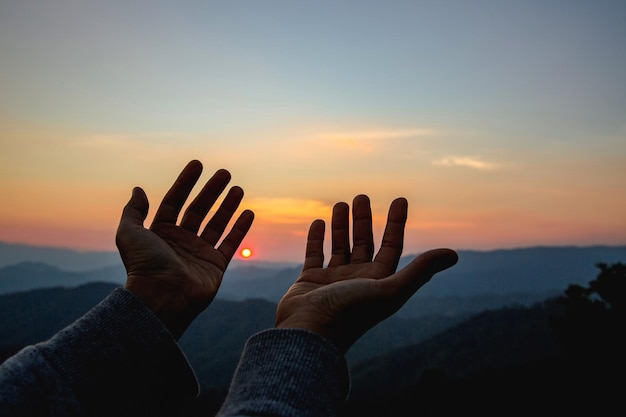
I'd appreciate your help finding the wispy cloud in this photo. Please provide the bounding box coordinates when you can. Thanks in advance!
[248,198,333,224]
[310,128,441,153]
[76,132,183,147]
[317,128,439,141]
[432,155,499,171]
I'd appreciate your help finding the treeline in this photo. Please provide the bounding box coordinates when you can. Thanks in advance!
[178,262,626,416]
[1,263,624,415]
[343,262,626,415]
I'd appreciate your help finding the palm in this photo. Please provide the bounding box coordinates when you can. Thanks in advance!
[117,161,254,339]
[283,260,393,309]
[123,224,227,303]
[276,195,458,352]
[278,265,404,351]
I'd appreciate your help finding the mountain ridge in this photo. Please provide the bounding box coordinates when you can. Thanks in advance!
[2,246,624,319]
[2,258,623,416]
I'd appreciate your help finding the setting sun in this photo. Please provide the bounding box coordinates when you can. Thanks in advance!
[241,248,252,259]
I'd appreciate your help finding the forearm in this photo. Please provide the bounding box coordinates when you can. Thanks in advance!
[217,328,350,417]
[0,288,199,416]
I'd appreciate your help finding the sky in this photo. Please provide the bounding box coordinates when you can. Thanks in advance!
[1,0,625,263]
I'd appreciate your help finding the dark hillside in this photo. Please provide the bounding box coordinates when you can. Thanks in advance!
[343,262,626,415]
[348,300,562,400]
[0,282,119,348]
[1,261,623,415]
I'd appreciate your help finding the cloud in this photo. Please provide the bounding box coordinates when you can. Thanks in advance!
[247,198,333,224]
[65,132,204,167]
[75,132,183,147]
[432,155,498,171]
[318,128,439,141]
[314,128,440,152]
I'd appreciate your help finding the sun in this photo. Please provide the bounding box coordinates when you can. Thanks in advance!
[240,248,252,259]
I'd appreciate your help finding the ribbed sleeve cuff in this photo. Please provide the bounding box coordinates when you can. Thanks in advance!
[218,328,350,417]
[39,287,199,414]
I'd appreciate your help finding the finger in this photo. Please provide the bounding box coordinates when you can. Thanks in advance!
[200,186,244,246]
[121,186,149,225]
[303,219,326,270]
[116,187,149,243]
[216,209,255,263]
[151,160,203,226]
[328,202,350,267]
[350,194,374,263]
[115,187,148,253]
[372,197,408,273]
[381,248,459,305]
[180,168,232,233]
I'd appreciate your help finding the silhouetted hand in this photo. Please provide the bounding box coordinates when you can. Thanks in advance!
[276,195,458,352]
[116,160,254,339]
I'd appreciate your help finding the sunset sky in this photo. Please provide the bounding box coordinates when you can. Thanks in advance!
[1,0,625,263]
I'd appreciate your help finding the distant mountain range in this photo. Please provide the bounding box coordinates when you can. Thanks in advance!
[0,242,123,271]
[0,241,297,271]
[0,281,561,387]
[0,282,464,388]
[1,276,620,415]
[1,243,624,320]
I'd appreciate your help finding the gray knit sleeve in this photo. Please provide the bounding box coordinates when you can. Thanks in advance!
[0,287,199,417]
[217,328,350,417]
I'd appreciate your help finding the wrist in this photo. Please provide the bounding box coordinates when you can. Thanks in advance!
[124,282,192,340]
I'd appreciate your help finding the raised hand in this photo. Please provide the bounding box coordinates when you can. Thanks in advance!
[276,195,457,352]
[116,160,254,339]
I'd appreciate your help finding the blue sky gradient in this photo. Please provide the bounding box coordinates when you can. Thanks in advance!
[1,0,625,261]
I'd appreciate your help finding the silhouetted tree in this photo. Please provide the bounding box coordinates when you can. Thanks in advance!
[549,262,625,410]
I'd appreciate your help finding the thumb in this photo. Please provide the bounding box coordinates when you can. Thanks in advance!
[415,248,459,276]
[385,248,458,299]
[118,187,149,229]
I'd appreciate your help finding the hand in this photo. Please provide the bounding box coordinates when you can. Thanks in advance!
[276,195,458,352]
[116,160,254,339]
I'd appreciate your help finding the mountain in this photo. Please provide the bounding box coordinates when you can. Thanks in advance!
[347,301,562,400]
[220,245,626,303]
[2,245,624,321]
[1,259,621,416]
[218,265,303,301]
[0,261,558,319]
[0,262,125,295]
[0,241,121,271]
[343,294,623,415]
[0,283,464,388]
[0,241,298,272]
[405,245,626,296]
[0,282,120,350]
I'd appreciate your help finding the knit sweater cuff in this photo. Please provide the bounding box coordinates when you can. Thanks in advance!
[219,328,350,417]
[40,287,199,413]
